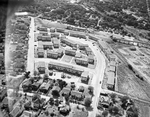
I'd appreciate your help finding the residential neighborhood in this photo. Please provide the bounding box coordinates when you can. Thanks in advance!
[1,0,150,117]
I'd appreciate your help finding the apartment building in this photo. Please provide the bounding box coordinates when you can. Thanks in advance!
[37,35,51,41]
[81,71,89,84]
[70,32,86,39]
[75,58,88,66]
[38,41,53,50]
[51,33,60,38]
[48,62,84,76]
[36,62,45,73]
[56,28,65,33]
[78,44,88,50]
[37,48,45,58]
[106,71,115,90]
[85,47,92,55]
[52,39,60,48]
[65,49,76,56]
[61,37,77,47]
[88,55,94,64]
[37,27,47,32]
[47,50,58,59]
[56,49,64,57]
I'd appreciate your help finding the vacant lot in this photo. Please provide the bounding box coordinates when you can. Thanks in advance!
[36,18,67,29]
[117,64,150,102]
[134,100,150,117]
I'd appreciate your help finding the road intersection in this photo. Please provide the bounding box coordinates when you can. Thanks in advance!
[26,17,106,117]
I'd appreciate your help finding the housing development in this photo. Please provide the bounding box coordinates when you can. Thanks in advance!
[1,0,150,117]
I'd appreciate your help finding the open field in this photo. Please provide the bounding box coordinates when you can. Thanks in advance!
[134,100,150,117]
[36,18,67,29]
[117,64,150,102]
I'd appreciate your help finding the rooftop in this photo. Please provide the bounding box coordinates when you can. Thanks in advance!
[81,71,89,78]
[107,66,116,72]
[107,71,115,85]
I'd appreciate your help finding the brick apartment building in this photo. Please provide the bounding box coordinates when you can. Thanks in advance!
[51,33,60,38]
[37,35,51,41]
[48,62,84,76]
[52,39,60,48]
[65,49,76,56]
[88,55,95,64]
[69,32,87,39]
[47,50,58,59]
[36,62,46,73]
[75,58,88,66]
[38,41,53,50]
[56,49,64,57]
[37,48,45,58]
[85,47,92,55]
[37,27,47,32]
[39,32,48,36]
[78,44,88,50]
[81,71,90,84]
[61,37,77,47]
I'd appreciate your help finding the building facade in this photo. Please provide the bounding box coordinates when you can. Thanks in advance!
[65,49,76,56]
[75,58,88,66]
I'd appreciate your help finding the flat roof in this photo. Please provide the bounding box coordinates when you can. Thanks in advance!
[49,61,84,72]
[107,72,115,85]
[75,57,88,62]
[78,44,88,47]
[47,50,57,55]
[56,49,63,53]
[61,38,77,45]
[108,66,116,72]
[41,41,53,46]
[109,61,116,66]
[65,49,76,53]
[88,55,94,59]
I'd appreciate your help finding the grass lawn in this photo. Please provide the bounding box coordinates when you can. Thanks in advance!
[61,55,73,63]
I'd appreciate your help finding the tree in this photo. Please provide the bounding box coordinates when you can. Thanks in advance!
[88,86,94,94]
[108,106,119,116]
[52,90,60,97]
[49,98,54,105]
[120,96,130,110]
[127,106,138,117]
[84,97,92,107]
[109,93,117,104]
[102,110,108,117]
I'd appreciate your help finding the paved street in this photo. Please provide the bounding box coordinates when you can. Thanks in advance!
[66,37,106,117]
[27,17,35,75]
[27,18,106,117]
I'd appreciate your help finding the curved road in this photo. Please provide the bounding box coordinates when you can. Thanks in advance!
[27,17,106,117]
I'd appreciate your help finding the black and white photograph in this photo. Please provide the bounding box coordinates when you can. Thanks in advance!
[0,0,150,117]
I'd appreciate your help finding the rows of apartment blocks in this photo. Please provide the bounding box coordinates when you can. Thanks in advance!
[37,26,87,39]
[97,40,117,90]
[35,61,91,79]
[36,34,95,65]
